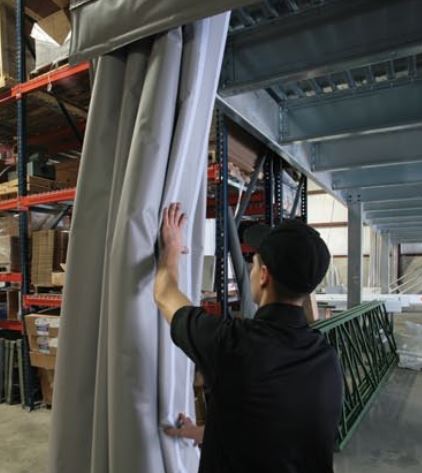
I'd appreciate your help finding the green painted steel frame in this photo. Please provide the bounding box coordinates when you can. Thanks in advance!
[313,301,398,450]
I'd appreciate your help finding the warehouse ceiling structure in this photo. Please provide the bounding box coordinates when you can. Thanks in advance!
[218,0,422,245]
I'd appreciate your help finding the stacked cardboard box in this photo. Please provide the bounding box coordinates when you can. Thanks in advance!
[25,314,60,405]
[0,235,20,272]
[54,160,79,188]
[31,230,68,286]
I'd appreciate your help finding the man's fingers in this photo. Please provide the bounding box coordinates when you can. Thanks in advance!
[168,203,177,225]
[162,207,169,228]
[164,426,180,438]
[178,212,187,228]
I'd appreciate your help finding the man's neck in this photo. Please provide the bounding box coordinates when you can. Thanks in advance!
[259,293,304,308]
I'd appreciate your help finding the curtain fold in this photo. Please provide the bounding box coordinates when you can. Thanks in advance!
[49,13,230,473]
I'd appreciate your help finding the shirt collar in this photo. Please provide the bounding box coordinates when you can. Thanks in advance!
[254,303,308,328]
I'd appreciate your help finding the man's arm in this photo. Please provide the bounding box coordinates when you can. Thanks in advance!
[154,202,192,323]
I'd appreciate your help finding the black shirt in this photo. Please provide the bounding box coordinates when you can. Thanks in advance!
[171,303,343,473]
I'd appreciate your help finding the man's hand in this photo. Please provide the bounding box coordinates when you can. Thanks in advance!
[160,202,188,261]
[164,413,204,446]
[154,203,192,324]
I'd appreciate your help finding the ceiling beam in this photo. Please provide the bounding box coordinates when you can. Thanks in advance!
[221,0,422,95]
[332,162,422,190]
[215,92,344,204]
[351,184,422,203]
[364,199,422,211]
[312,128,422,172]
[365,209,422,219]
[279,80,422,142]
[374,220,422,228]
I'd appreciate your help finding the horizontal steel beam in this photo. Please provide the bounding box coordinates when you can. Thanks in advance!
[392,237,422,243]
[215,92,344,204]
[221,0,422,95]
[364,199,422,212]
[370,216,422,225]
[280,80,422,142]
[333,162,422,190]
[374,222,422,230]
[365,209,422,219]
[312,128,422,172]
[352,184,422,203]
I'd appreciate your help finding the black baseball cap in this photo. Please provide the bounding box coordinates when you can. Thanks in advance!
[244,219,330,294]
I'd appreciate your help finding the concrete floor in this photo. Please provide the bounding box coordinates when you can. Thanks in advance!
[0,404,50,473]
[335,368,422,473]
[0,368,421,473]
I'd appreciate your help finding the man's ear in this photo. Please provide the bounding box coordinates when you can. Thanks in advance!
[259,264,271,288]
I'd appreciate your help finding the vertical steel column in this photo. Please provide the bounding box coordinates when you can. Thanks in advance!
[301,175,308,223]
[380,231,390,294]
[215,111,229,319]
[273,157,283,224]
[347,193,363,309]
[264,157,274,226]
[16,0,35,410]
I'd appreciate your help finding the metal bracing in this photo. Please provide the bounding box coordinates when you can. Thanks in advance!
[332,162,422,190]
[347,194,363,309]
[278,80,422,142]
[221,0,422,95]
[311,128,422,172]
[313,302,398,450]
[345,184,422,203]
[365,209,422,220]
[364,199,422,212]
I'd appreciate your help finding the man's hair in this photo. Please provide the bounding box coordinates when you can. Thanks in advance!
[256,253,307,300]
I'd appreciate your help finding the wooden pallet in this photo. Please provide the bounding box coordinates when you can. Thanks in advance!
[0,176,55,200]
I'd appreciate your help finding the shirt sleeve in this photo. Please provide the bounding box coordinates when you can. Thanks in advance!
[171,306,223,383]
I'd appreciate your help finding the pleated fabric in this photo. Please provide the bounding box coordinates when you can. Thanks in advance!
[49,14,230,473]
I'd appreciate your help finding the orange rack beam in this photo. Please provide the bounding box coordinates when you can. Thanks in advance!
[21,188,76,207]
[0,188,76,213]
[24,294,62,308]
[0,62,90,105]
[0,272,22,283]
[0,320,23,332]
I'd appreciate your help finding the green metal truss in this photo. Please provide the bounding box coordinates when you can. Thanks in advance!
[313,301,398,450]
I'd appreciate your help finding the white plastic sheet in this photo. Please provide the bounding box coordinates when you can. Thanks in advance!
[49,14,229,473]
[69,0,253,62]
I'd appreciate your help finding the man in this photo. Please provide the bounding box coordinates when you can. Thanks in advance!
[154,203,343,473]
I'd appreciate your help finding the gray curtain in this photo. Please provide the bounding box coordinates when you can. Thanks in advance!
[69,0,254,62]
[49,14,230,473]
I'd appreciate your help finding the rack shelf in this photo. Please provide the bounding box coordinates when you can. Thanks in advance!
[23,294,62,309]
[0,188,76,213]
[0,272,22,283]
[0,320,23,332]
[0,63,90,106]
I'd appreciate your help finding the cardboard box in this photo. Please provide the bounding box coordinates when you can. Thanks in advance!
[38,9,70,45]
[31,230,69,286]
[25,314,60,338]
[29,351,56,370]
[6,289,19,320]
[28,335,58,355]
[54,159,79,188]
[0,235,20,272]
[39,368,54,405]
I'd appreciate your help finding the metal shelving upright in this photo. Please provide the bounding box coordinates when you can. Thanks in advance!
[0,1,89,408]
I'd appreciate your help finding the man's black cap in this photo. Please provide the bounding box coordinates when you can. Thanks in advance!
[244,219,330,294]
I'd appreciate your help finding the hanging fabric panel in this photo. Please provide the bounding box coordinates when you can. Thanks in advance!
[49,13,230,473]
[69,0,254,62]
